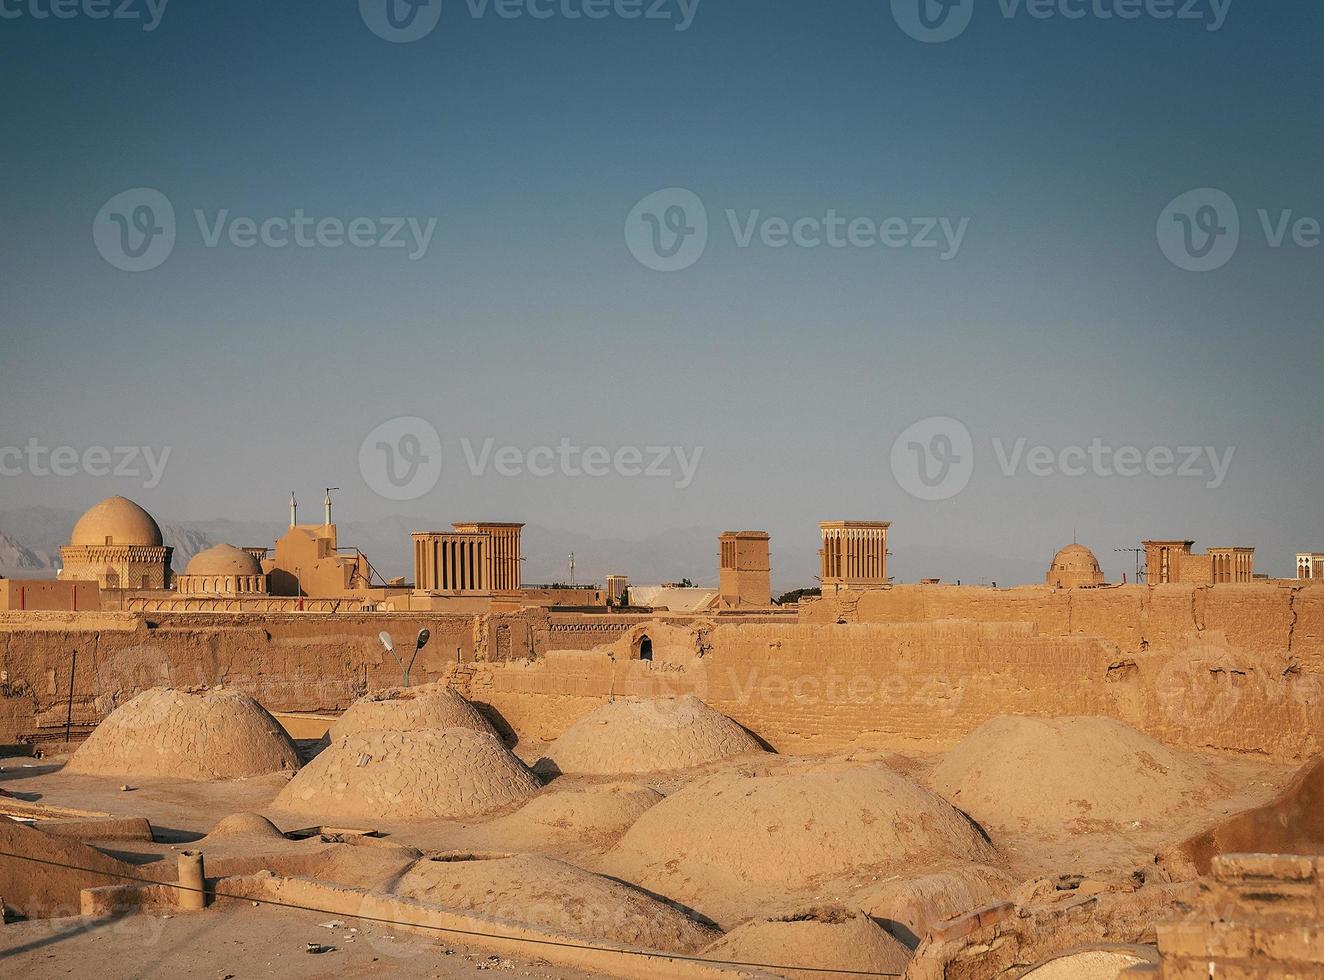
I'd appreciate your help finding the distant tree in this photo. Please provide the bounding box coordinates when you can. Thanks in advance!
[679,578,695,588]
[774,587,821,606]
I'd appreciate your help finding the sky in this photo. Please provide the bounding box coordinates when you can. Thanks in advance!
[1,0,1321,586]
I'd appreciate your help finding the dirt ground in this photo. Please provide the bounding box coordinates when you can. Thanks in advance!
[0,730,1300,980]
[0,903,604,979]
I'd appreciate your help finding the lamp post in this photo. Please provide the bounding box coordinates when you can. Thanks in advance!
[379,628,430,687]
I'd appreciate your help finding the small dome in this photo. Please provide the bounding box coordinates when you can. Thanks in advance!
[186,544,262,577]
[1051,543,1101,574]
[70,496,164,548]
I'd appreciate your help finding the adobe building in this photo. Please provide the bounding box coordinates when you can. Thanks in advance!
[410,523,524,612]
[57,496,173,591]
[262,492,374,598]
[0,577,99,611]
[1045,542,1106,588]
[175,544,270,597]
[819,521,890,593]
[1144,540,1255,585]
[1298,552,1324,580]
[1126,854,1324,979]
[718,531,771,608]
[606,574,630,606]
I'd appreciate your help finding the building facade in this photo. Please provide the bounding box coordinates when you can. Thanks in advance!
[175,544,270,597]
[718,531,771,607]
[1045,543,1105,588]
[412,523,524,596]
[819,521,890,593]
[1144,540,1255,585]
[58,496,173,591]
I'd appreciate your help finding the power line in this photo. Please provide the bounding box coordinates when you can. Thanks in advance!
[0,848,903,977]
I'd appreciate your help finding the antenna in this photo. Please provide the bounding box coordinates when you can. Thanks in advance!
[1115,547,1145,584]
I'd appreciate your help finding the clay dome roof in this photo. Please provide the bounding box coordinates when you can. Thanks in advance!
[1051,543,1101,573]
[186,543,262,577]
[69,496,163,548]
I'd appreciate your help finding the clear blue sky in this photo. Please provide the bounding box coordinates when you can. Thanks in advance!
[2,0,1321,582]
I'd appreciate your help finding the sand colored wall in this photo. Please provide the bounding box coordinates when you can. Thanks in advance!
[1,584,1321,761]
[0,580,100,612]
[1139,855,1324,979]
[461,605,1324,761]
[801,583,1323,663]
[0,610,541,743]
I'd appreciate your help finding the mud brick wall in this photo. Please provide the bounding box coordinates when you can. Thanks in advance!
[467,614,1324,761]
[2,584,1321,761]
[0,611,508,741]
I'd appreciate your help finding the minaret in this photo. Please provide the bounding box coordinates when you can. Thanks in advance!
[289,491,297,528]
[324,487,337,527]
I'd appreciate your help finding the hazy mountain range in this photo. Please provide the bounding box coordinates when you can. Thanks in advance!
[0,506,1046,591]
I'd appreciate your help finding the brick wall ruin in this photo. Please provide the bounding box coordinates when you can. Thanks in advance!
[1,582,1321,760]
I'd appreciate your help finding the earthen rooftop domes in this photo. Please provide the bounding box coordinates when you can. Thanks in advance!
[273,729,540,820]
[185,543,263,578]
[537,695,765,775]
[69,496,164,548]
[327,682,498,740]
[65,687,301,781]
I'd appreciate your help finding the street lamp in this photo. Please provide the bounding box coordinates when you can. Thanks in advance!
[379,628,430,687]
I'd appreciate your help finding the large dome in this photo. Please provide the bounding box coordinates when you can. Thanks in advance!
[185,543,262,577]
[1046,543,1103,587]
[70,496,163,548]
[65,687,301,781]
[272,729,540,821]
[537,696,765,775]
